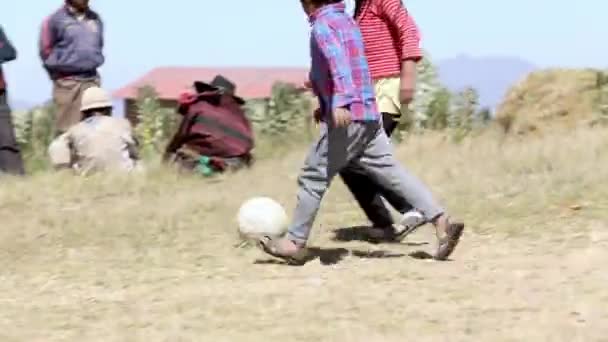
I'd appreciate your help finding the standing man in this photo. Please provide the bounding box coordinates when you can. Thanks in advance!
[338,0,426,241]
[39,0,104,135]
[0,26,25,175]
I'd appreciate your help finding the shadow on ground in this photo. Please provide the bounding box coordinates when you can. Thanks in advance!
[253,226,444,266]
[254,247,407,266]
[331,226,442,262]
[331,225,430,246]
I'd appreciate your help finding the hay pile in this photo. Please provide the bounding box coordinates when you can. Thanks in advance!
[495,68,605,134]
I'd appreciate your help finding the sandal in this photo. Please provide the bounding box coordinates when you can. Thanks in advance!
[366,211,427,243]
[394,210,427,241]
[434,222,465,261]
[257,236,308,265]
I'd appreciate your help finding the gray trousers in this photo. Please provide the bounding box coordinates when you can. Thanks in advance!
[287,121,444,244]
[340,112,410,228]
[0,91,24,175]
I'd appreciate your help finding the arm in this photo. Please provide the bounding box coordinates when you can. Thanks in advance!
[377,0,422,63]
[97,16,104,50]
[0,26,17,63]
[311,23,357,109]
[378,0,422,103]
[121,119,139,160]
[39,16,57,62]
[48,132,73,169]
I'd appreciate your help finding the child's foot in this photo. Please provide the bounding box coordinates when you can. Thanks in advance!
[257,236,308,265]
[365,210,426,243]
[433,215,465,261]
[394,210,426,240]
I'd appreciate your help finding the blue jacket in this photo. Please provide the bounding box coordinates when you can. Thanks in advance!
[39,6,104,79]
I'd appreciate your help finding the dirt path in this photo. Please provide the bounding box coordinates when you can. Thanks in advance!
[1,222,606,341]
[1,128,606,341]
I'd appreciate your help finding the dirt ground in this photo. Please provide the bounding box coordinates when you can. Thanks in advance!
[1,127,607,341]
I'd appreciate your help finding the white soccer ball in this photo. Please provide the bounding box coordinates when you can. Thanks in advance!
[237,197,288,239]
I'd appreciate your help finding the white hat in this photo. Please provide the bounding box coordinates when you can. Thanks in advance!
[80,86,112,112]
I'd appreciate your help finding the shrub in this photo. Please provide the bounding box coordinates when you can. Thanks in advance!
[134,86,177,157]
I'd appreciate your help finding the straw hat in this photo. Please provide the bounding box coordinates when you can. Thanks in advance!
[80,86,112,112]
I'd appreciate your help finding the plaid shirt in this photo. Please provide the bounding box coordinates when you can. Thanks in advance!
[308,3,379,122]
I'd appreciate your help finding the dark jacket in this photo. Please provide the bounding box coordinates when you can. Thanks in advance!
[0,26,17,91]
[165,91,254,159]
[38,6,104,79]
[0,26,16,64]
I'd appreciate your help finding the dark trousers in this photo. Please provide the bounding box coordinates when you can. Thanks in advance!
[339,112,411,227]
[0,91,24,175]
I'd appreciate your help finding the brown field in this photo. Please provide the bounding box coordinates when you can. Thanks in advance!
[1,126,607,341]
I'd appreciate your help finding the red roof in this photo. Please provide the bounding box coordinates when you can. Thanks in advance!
[113,66,309,100]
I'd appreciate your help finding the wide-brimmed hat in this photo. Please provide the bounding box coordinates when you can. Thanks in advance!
[80,86,112,112]
[194,75,245,105]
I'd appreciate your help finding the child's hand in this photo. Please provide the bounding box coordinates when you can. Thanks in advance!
[400,61,416,105]
[304,80,312,89]
[400,78,415,105]
[333,107,352,127]
[312,108,322,123]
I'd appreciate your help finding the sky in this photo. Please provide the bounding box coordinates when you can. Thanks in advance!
[0,0,606,106]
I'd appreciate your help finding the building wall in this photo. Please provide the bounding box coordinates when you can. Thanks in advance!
[124,99,138,125]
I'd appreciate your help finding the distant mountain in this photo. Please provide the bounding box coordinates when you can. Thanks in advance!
[437,55,537,110]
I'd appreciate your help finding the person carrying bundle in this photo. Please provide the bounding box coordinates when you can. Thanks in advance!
[164,75,254,176]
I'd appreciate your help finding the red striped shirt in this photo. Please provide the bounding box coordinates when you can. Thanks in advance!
[0,67,5,91]
[355,0,422,80]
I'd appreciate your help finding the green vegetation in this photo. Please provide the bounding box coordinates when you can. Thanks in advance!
[10,52,501,171]
[133,86,178,158]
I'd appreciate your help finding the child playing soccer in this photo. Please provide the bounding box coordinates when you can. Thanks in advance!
[258,0,464,264]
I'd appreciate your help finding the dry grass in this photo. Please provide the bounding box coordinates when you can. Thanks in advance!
[496,68,602,133]
[1,125,607,341]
